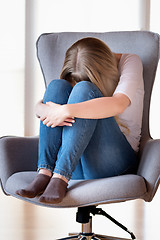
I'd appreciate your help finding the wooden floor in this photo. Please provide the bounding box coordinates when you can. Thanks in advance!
[0,187,160,240]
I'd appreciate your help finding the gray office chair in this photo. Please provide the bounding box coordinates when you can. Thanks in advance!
[0,31,160,240]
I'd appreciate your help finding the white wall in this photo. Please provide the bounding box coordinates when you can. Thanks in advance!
[149,0,160,139]
[0,0,25,136]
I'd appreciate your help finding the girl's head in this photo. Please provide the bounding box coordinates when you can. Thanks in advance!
[60,37,119,97]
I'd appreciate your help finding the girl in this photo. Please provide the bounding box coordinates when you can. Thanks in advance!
[16,37,144,204]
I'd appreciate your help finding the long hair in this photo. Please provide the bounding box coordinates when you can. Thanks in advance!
[60,37,119,97]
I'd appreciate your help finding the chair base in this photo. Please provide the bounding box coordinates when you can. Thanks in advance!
[58,232,132,239]
[57,206,136,240]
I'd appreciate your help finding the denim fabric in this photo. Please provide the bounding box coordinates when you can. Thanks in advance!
[38,79,138,180]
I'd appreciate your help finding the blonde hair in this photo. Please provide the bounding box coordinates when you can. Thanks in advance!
[60,37,130,134]
[60,37,119,97]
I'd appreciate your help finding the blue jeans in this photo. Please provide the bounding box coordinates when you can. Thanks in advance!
[38,79,138,180]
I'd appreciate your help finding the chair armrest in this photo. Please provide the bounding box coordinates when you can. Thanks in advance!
[0,136,39,194]
[137,139,160,201]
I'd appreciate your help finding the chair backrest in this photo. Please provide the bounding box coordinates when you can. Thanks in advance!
[36,31,160,151]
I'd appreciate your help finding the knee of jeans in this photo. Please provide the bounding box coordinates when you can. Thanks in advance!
[67,81,103,104]
[47,79,72,93]
[43,79,72,104]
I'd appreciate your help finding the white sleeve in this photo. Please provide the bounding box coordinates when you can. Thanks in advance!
[113,54,143,103]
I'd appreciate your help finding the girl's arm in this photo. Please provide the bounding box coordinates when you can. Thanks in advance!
[35,99,46,118]
[37,93,130,128]
[64,93,130,119]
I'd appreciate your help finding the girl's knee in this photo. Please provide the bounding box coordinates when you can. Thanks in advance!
[68,81,103,104]
[74,81,94,90]
[74,81,103,95]
[43,79,72,104]
[47,79,72,91]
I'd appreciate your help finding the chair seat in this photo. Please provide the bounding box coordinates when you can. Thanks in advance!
[5,171,147,208]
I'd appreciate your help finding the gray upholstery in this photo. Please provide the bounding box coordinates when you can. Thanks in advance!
[5,172,146,208]
[0,31,160,209]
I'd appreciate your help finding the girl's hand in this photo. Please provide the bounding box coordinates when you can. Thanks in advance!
[35,99,44,118]
[41,101,75,128]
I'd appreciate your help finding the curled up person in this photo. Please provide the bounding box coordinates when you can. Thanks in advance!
[16,37,144,204]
